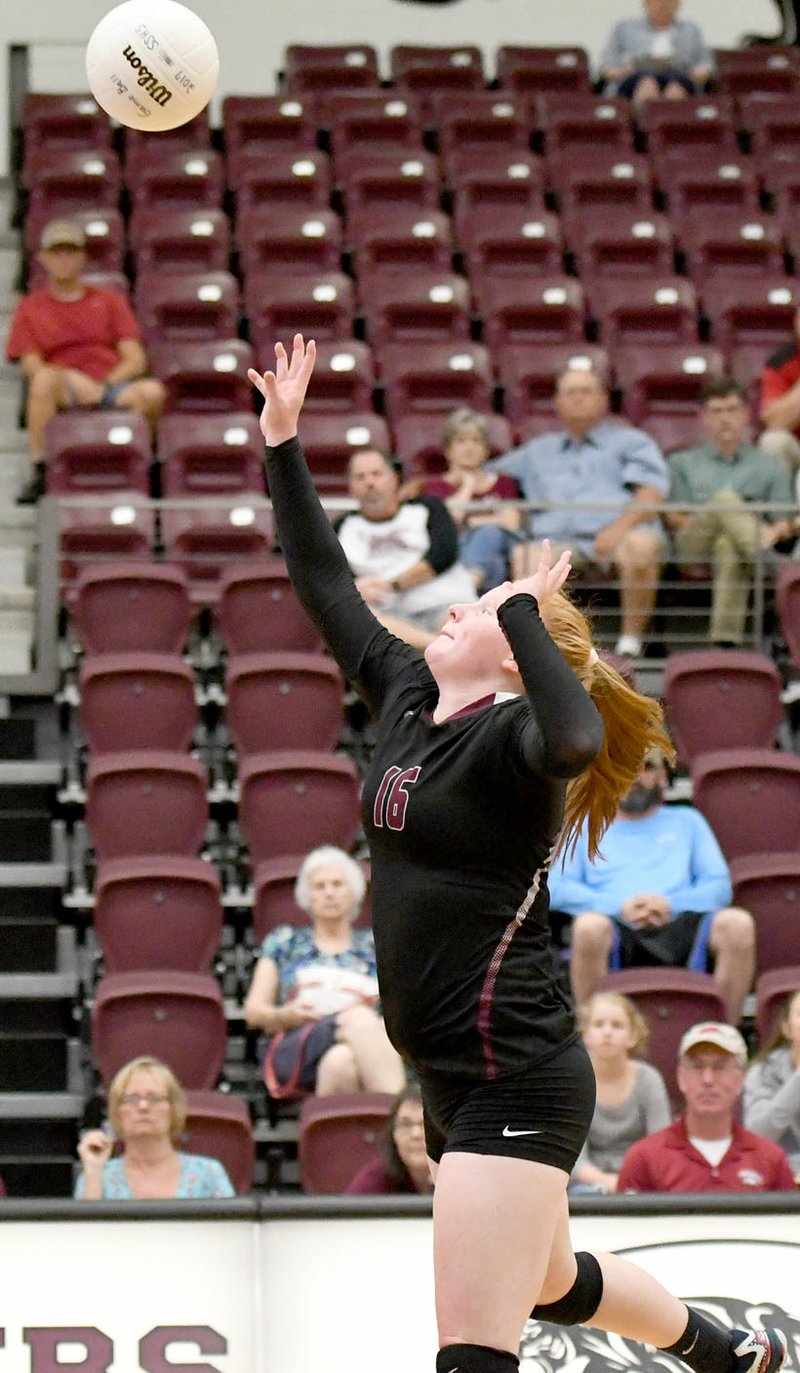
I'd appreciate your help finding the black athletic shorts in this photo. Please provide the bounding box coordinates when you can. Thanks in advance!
[419,1037,596,1174]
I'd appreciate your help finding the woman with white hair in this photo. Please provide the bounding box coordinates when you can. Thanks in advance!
[244,845,405,1098]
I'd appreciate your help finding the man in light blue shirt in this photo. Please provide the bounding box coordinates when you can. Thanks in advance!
[599,0,715,105]
[549,751,755,1023]
[488,367,669,658]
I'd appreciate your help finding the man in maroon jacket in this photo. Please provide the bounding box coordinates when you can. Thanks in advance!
[617,1022,796,1193]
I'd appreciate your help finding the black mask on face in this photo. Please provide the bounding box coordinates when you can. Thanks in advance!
[619,780,662,815]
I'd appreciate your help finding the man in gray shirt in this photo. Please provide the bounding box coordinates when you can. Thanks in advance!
[666,377,794,647]
[488,367,669,659]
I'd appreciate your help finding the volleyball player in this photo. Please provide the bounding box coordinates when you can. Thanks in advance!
[248,337,786,1373]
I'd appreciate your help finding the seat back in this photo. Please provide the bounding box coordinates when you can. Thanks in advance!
[86,751,208,860]
[691,749,800,862]
[298,1091,394,1193]
[216,562,321,654]
[72,563,192,654]
[596,968,726,1106]
[79,653,197,753]
[225,653,344,755]
[755,966,800,1043]
[182,1090,256,1194]
[664,651,785,768]
[729,855,800,975]
[45,412,151,495]
[776,562,800,670]
[238,751,361,865]
[252,856,372,943]
[92,971,226,1088]
[157,412,265,497]
[94,856,223,973]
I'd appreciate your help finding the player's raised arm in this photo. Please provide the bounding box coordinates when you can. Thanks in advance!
[248,335,385,684]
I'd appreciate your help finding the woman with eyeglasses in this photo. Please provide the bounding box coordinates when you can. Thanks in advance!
[248,336,786,1373]
[347,1083,433,1194]
[75,1056,235,1199]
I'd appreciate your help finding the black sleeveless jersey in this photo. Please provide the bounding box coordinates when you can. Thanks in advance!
[264,437,605,1080]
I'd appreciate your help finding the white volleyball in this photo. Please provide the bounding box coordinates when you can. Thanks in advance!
[85,0,219,132]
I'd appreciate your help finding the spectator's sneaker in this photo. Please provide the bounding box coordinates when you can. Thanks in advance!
[729,1329,788,1373]
[16,467,46,505]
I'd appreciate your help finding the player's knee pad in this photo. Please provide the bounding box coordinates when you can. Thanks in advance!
[531,1251,603,1326]
[436,1344,519,1373]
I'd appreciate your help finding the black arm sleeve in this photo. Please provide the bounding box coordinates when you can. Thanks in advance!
[263,436,386,683]
[417,496,459,574]
[497,593,605,779]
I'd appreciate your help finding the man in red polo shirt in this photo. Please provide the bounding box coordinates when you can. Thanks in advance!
[617,1022,795,1193]
[6,218,165,502]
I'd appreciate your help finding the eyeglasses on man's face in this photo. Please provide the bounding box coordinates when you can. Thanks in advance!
[120,1092,169,1107]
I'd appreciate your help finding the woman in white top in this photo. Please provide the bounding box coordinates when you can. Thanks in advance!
[743,986,800,1184]
[571,991,671,1193]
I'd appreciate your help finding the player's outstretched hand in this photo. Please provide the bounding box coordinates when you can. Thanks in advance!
[482,539,572,614]
[248,334,316,447]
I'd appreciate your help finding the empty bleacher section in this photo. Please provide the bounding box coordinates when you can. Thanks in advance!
[2,34,800,1196]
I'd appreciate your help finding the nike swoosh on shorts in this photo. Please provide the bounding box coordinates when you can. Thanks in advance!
[502,1126,543,1137]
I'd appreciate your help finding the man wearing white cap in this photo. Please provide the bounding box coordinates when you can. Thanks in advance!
[6,218,165,502]
[617,1022,795,1193]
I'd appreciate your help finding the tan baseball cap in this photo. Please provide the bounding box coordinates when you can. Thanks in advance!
[40,219,86,251]
[679,1021,747,1067]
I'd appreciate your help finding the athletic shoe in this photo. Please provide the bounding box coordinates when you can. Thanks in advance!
[729,1328,788,1373]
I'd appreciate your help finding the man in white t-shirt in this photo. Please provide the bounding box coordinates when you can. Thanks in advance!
[616,1023,795,1193]
[334,447,477,645]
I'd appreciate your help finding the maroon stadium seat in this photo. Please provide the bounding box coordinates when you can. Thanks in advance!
[157,413,265,497]
[450,152,547,230]
[284,43,380,97]
[216,562,322,654]
[160,508,275,595]
[702,277,799,355]
[679,212,787,289]
[495,45,591,97]
[459,208,564,279]
[434,92,531,169]
[587,276,699,349]
[755,966,800,1044]
[298,1091,394,1192]
[43,413,151,496]
[295,412,391,492]
[149,339,256,413]
[596,968,726,1107]
[59,509,156,587]
[225,652,344,755]
[638,96,738,162]
[476,276,586,350]
[232,149,332,215]
[25,149,121,220]
[390,44,485,104]
[222,95,319,163]
[236,207,343,278]
[244,271,354,345]
[130,208,231,276]
[22,93,112,169]
[340,151,440,219]
[133,270,240,344]
[716,46,800,102]
[86,751,208,860]
[729,856,800,975]
[92,970,226,1089]
[664,650,785,769]
[325,92,425,170]
[691,749,800,863]
[280,339,375,414]
[615,344,725,428]
[238,751,361,865]
[568,210,675,281]
[94,856,223,974]
[378,341,493,424]
[359,272,471,349]
[123,148,224,216]
[349,206,454,278]
[72,562,192,654]
[123,111,212,167]
[657,155,760,219]
[543,98,635,162]
[79,653,197,754]
[553,152,653,225]
[183,1090,256,1194]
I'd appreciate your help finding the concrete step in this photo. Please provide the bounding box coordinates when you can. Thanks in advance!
[0,638,33,673]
